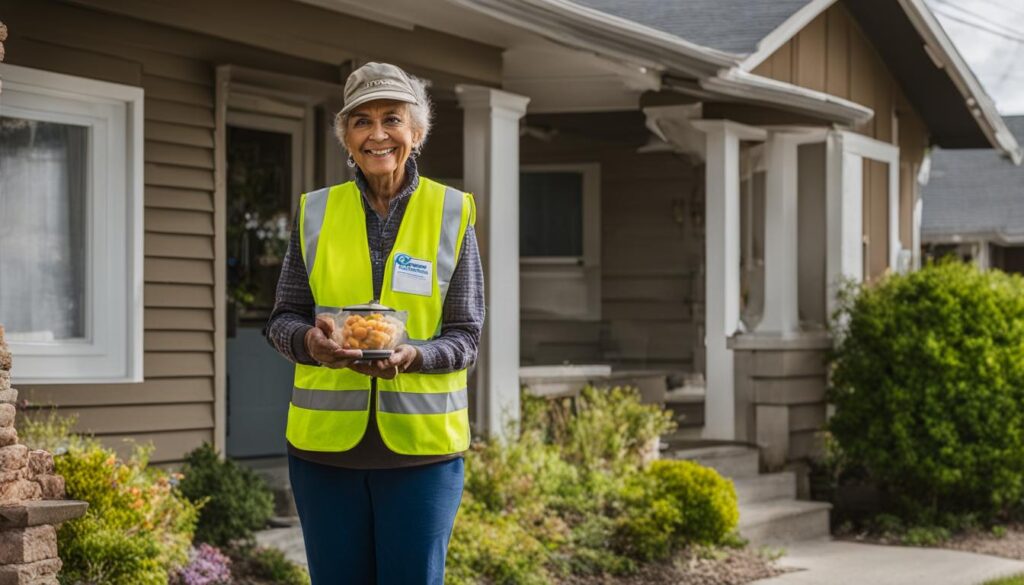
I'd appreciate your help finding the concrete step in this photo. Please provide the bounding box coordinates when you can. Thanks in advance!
[732,471,797,505]
[739,499,832,546]
[670,445,760,478]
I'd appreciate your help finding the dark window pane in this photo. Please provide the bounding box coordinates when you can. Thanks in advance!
[520,171,583,257]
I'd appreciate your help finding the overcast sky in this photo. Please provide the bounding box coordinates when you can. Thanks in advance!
[924,0,1024,115]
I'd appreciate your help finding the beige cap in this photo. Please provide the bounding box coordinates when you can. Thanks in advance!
[340,62,418,116]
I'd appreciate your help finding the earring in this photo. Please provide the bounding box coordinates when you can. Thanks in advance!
[346,154,356,168]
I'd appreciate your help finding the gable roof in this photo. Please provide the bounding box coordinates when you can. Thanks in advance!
[479,0,1017,160]
[922,116,1024,243]
[567,0,813,56]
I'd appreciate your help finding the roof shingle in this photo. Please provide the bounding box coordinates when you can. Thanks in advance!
[921,116,1024,240]
[566,0,813,55]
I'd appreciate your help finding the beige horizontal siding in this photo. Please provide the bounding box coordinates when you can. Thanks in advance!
[142,75,214,107]
[23,378,214,407]
[145,258,214,285]
[145,141,215,170]
[145,121,215,149]
[73,404,215,435]
[145,234,215,260]
[145,284,215,309]
[145,309,215,331]
[145,187,214,212]
[145,332,215,353]
[145,208,215,235]
[104,430,214,463]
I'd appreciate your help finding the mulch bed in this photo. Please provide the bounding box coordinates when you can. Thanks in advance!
[838,522,1024,562]
[944,524,1024,561]
[558,547,794,585]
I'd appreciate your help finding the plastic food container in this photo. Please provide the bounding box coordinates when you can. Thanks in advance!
[321,302,407,360]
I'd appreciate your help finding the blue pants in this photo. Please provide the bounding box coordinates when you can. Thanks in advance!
[288,454,464,585]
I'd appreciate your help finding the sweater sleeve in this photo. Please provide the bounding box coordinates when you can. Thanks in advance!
[416,225,486,373]
[263,214,318,366]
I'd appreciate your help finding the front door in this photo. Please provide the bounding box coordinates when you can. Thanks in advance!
[225,106,306,459]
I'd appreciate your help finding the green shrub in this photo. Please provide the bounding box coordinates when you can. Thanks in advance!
[447,495,552,585]
[57,444,199,585]
[177,443,274,547]
[450,386,735,582]
[524,386,675,472]
[828,261,1024,522]
[614,460,739,560]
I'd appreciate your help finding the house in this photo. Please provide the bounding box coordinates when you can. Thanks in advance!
[0,0,1015,509]
[921,116,1024,272]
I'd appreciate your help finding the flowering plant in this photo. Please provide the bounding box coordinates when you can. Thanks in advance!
[172,543,233,585]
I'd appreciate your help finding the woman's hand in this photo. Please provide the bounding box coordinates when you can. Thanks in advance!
[349,344,421,379]
[305,315,364,368]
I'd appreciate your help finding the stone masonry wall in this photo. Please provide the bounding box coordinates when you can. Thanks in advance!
[0,324,85,585]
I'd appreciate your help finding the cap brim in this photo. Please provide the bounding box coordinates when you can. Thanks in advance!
[340,89,418,116]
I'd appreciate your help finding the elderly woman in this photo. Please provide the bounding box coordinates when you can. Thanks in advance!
[265,62,484,585]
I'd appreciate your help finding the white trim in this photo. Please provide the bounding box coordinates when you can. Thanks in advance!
[740,0,839,71]
[519,163,602,321]
[897,0,1022,163]
[0,64,144,384]
[826,130,901,314]
[691,119,767,441]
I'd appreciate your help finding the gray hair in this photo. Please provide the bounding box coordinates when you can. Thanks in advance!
[333,73,433,155]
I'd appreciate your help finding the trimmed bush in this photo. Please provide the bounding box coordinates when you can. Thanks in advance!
[614,460,739,560]
[828,261,1024,521]
[177,443,275,547]
[56,444,199,585]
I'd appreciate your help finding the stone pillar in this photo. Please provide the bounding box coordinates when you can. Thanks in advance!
[456,85,530,440]
[0,326,87,585]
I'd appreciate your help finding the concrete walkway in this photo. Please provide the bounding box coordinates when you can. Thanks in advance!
[750,540,1024,585]
[255,526,307,568]
[259,526,1024,585]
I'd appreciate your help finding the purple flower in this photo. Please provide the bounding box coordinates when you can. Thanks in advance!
[171,544,232,585]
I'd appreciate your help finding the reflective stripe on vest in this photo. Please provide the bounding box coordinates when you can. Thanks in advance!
[286,178,474,455]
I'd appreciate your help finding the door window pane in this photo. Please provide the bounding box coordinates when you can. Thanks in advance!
[520,171,583,257]
[0,117,87,341]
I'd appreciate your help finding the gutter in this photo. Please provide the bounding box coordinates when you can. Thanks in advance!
[897,0,1022,164]
[695,69,874,126]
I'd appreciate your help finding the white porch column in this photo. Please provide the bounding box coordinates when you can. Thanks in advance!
[757,129,829,334]
[757,132,801,334]
[456,85,530,440]
[691,120,766,440]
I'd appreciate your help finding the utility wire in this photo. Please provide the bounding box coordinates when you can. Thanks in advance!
[930,6,1024,44]
[931,0,1024,40]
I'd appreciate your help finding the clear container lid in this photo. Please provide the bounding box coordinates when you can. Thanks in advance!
[342,300,396,312]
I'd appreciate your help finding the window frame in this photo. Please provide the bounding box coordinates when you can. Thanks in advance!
[0,63,144,384]
[519,163,601,321]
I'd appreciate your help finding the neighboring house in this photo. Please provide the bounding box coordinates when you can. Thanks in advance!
[0,0,1016,497]
[922,116,1024,273]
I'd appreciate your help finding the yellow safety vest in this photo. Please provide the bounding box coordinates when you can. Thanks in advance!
[285,177,475,455]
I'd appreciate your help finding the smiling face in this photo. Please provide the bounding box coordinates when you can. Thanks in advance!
[344,100,421,180]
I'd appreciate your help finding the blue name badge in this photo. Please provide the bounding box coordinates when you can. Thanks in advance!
[391,253,433,296]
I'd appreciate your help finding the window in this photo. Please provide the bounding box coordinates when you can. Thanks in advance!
[519,164,601,320]
[0,64,144,383]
